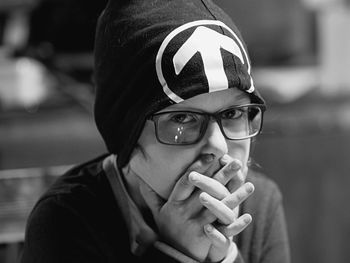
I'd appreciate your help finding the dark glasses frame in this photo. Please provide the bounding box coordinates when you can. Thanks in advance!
[147,103,266,145]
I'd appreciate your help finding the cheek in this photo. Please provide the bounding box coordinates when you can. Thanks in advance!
[141,148,188,198]
[131,122,194,199]
[227,139,251,168]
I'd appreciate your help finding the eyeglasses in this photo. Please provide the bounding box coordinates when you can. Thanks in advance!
[148,104,266,145]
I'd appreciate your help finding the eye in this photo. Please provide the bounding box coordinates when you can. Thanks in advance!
[221,108,244,120]
[169,113,198,124]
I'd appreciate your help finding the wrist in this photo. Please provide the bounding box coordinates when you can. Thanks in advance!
[205,242,237,263]
[154,241,200,263]
[220,242,238,263]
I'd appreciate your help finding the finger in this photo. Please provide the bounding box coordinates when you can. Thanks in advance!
[199,192,236,225]
[139,179,164,215]
[204,224,231,252]
[219,154,233,167]
[207,238,238,263]
[226,169,244,193]
[199,183,254,224]
[217,213,252,237]
[232,206,239,220]
[222,182,254,210]
[213,158,242,187]
[168,156,213,202]
[189,172,230,200]
[204,224,230,249]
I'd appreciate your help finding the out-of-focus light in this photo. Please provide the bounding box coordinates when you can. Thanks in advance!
[0,55,52,111]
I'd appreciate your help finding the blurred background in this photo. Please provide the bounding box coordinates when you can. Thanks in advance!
[0,0,349,262]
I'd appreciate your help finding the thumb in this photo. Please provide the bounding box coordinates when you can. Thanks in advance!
[139,179,164,216]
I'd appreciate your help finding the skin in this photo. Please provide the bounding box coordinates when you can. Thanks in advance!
[122,88,255,262]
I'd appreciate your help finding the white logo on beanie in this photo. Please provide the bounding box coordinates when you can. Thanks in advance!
[173,26,244,94]
[156,20,255,103]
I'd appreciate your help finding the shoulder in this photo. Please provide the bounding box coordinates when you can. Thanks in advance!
[30,154,110,219]
[22,154,130,262]
[28,154,124,231]
[41,154,109,197]
[245,169,283,209]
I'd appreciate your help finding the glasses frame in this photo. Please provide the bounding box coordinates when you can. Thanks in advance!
[148,103,266,145]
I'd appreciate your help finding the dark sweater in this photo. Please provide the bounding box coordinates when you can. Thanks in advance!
[19,155,290,263]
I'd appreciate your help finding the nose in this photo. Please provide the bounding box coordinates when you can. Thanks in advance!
[200,120,228,159]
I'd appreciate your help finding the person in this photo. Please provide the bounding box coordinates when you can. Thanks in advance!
[19,0,290,262]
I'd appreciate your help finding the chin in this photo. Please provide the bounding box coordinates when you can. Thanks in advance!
[156,187,172,200]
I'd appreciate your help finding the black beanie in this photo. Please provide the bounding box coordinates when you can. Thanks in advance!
[94,0,265,168]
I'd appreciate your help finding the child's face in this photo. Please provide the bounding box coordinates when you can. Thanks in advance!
[128,88,251,199]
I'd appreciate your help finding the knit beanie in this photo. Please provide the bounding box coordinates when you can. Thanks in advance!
[93,0,265,168]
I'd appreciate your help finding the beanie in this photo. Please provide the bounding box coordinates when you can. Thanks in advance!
[93,0,265,168]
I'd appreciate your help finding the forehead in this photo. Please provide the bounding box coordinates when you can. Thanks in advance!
[161,88,251,113]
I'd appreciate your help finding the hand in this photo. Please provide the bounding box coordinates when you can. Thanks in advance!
[139,157,216,261]
[139,156,254,262]
[199,182,254,261]
[189,156,254,261]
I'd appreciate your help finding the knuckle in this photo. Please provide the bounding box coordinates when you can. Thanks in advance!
[222,168,233,180]
[176,204,187,216]
[235,190,246,202]
[180,174,191,187]
[228,160,242,171]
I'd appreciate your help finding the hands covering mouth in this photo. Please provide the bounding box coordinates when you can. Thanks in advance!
[139,153,254,262]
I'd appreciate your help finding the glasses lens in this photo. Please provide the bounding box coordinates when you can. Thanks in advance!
[221,106,262,139]
[155,112,205,144]
[152,105,263,145]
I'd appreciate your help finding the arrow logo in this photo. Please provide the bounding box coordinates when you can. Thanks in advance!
[173,26,244,93]
[156,20,254,103]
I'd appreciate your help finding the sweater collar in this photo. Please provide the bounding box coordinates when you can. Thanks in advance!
[102,154,158,256]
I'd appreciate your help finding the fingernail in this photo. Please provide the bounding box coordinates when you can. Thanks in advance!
[220,154,232,165]
[202,154,215,163]
[245,183,254,193]
[205,224,213,232]
[243,214,252,224]
[229,160,242,171]
[199,193,209,203]
[189,172,199,181]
